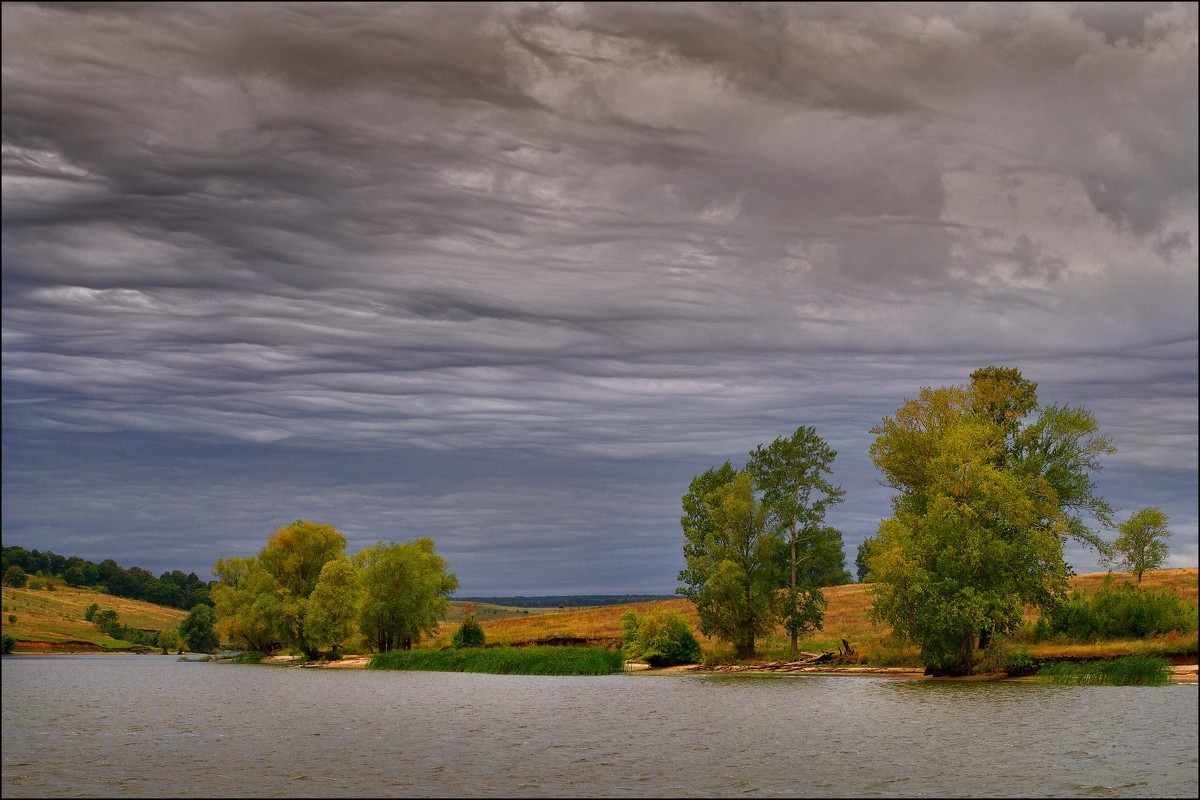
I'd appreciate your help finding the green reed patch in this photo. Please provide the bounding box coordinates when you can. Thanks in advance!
[1036,655,1171,686]
[367,645,625,675]
[228,651,266,664]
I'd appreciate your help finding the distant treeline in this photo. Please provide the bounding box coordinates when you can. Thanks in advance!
[2,545,212,611]
[458,594,676,608]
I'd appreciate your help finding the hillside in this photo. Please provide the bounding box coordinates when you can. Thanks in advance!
[2,578,188,652]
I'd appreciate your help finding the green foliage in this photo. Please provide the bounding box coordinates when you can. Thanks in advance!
[677,469,780,658]
[868,366,1115,676]
[355,538,458,653]
[747,427,844,653]
[1002,649,1036,677]
[855,536,879,583]
[304,558,361,655]
[620,610,701,667]
[83,602,99,622]
[2,634,14,654]
[86,607,159,647]
[1036,582,1198,641]
[211,556,284,653]
[3,565,28,588]
[1102,507,1172,584]
[368,646,624,675]
[1036,656,1170,686]
[180,604,219,653]
[157,628,180,655]
[229,650,267,664]
[8,614,16,625]
[451,611,486,648]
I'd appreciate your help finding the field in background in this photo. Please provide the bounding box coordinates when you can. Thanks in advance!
[2,578,187,651]
[431,568,1199,665]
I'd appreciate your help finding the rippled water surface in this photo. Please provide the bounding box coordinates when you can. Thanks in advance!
[2,655,1196,797]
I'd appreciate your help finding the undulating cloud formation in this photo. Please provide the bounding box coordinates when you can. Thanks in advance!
[3,3,1196,593]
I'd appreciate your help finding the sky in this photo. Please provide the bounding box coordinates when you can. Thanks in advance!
[2,2,1196,595]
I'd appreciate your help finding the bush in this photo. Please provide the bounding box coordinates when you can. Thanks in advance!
[451,613,486,648]
[621,610,702,667]
[1037,582,1198,642]
[1002,649,1036,677]
[2,634,15,654]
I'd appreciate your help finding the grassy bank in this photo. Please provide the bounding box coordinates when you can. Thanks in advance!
[1,578,187,652]
[367,645,625,675]
[1036,655,1172,686]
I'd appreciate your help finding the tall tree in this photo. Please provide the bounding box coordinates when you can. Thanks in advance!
[1104,507,1172,584]
[868,367,1115,675]
[304,558,361,654]
[257,520,347,658]
[676,470,779,659]
[355,538,458,652]
[747,427,845,654]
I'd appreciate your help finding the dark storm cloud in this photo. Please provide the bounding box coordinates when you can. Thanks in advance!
[3,2,1196,591]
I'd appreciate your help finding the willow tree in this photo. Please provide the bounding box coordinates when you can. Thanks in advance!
[868,366,1114,675]
[211,519,347,658]
[354,538,458,652]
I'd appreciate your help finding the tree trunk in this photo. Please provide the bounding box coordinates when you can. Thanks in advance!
[789,524,798,656]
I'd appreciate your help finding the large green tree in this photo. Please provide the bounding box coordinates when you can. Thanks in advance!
[355,538,458,652]
[211,556,285,654]
[211,519,347,657]
[868,366,1115,675]
[747,427,845,654]
[677,469,779,659]
[304,558,362,654]
[1103,506,1172,584]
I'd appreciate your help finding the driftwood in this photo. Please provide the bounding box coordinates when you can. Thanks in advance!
[703,651,838,672]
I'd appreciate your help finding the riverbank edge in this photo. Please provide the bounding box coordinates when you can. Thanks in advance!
[5,650,1194,683]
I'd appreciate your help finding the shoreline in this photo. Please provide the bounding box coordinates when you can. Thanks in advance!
[6,649,1195,683]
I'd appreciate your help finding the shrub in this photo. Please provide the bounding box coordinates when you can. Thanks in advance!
[621,610,702,667]
[451,613,486,648]
[2,634,15,654]
[1037,582,1198,642]
[2,566,27,588]
[84,603,99,622]
[1002,649,1037,677]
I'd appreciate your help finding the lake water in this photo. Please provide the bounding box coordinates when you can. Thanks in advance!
[2,654,1196,797]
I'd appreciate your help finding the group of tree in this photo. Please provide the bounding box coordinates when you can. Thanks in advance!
[679,366,1178,673]
[212,520,458,659]
[859,366,1174,676]
[677,425,851,659]
[1,545,212,611]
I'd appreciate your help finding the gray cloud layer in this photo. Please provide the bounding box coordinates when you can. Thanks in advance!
[3,3,1196,592]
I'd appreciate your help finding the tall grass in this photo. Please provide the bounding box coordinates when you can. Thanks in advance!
[367,646,625,676]
[1036,655,1171,686]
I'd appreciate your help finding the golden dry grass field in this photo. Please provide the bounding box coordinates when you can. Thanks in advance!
[1,578,187,651]
[430,568,1199,665]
